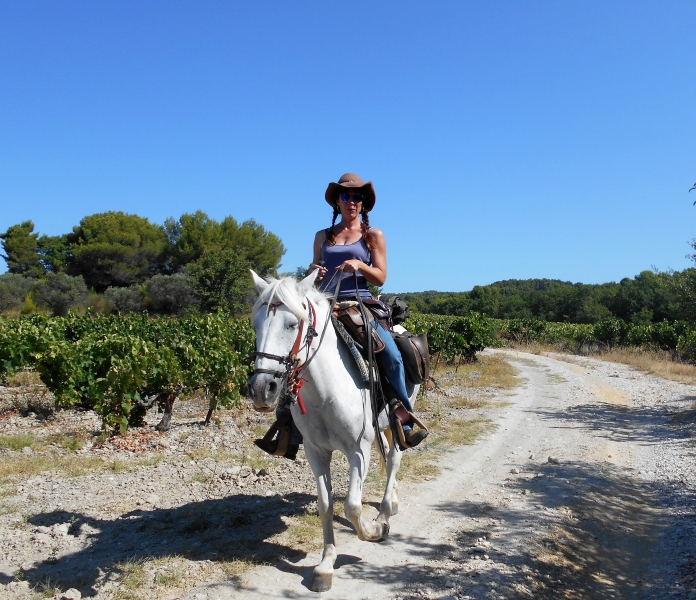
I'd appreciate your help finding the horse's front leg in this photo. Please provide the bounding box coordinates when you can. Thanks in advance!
[304,443,337,593]
[377,427,402,530]
[345,439,387,541]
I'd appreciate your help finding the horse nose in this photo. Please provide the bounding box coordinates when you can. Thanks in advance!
[248,374,280,412]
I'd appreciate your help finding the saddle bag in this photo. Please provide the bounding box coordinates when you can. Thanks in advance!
[393,332,430,384]
[333,302,386,353]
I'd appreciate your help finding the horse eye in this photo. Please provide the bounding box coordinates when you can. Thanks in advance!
[288,322,298,330]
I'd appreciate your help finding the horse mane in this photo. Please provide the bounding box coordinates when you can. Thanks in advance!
[251,276,329,322]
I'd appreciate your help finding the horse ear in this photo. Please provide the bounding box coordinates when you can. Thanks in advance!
[298,269,319,293]
[250,270,270,295]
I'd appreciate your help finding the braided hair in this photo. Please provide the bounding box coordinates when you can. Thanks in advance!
[360,209,376,251]
[326,205,340,246]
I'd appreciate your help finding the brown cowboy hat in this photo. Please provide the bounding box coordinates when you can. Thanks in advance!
[325,173,376,212]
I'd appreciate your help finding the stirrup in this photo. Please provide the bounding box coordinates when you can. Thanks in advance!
[254,421,291,457]
[392,405,429,450]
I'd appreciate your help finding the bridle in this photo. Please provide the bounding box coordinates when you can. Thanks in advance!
[252,270,344,414]
[253,299,319,414]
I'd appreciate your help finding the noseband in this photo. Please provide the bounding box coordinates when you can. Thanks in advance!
[253,300,318,414]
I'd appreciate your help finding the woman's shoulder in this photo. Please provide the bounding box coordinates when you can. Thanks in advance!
[368,227,385,241]
[314,228,328,242]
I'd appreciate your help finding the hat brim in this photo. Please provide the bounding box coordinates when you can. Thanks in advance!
[325,181,376,212]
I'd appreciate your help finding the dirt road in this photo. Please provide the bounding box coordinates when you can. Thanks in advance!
[198,349,696,600]
[2,349,696,600]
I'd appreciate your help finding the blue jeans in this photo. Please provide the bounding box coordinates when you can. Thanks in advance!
[374,322,414,414]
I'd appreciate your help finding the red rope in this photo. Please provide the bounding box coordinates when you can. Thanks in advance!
[293,378,307,414]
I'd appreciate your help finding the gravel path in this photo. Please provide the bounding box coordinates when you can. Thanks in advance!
[1,349,695,599]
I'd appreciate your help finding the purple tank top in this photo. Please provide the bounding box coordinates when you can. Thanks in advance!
[320,233,372,299]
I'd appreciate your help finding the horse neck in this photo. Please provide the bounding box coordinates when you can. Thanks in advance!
[301,300,356,399]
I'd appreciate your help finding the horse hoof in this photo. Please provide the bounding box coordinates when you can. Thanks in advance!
[310,569,333,592]
[381,521,390,537]
[375,518,390,538]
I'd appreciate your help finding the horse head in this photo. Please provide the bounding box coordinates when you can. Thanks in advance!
[247,269,320,412]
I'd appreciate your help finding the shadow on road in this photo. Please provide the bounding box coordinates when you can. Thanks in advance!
[15,491,316,595]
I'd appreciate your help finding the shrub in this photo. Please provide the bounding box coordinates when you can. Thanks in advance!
[33,273,88,316]
[146,274,198,315]
[104,285,144,314]
[404,312,495,361]
[0,273,36,313]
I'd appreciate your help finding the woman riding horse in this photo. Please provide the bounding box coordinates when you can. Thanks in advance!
[255,172,428,459]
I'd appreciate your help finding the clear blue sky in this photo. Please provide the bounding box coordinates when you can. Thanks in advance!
[1,1,694,293]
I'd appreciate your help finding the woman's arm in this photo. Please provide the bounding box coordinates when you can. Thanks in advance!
[340,228,387,287]
[309,229,328,280]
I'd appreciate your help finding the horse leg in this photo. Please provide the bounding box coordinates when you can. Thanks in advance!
[377,427,402,529]
[304,443,337,593]
[344,441,387,541]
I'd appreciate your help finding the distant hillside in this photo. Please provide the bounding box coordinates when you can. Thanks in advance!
[398,271,691,325]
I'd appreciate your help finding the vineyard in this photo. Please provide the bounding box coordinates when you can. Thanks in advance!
[2,310,696,434]
[0,312,255,433]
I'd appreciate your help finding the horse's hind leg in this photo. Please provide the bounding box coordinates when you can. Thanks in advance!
[345,440,387,541]
[377,427,402,529]
[304,443,337,593]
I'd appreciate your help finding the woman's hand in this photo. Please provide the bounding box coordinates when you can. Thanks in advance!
[340,259,364,274]
[310,263,328,281]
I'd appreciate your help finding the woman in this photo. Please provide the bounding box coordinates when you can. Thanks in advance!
[312,173,427,449]
[255,173,427,460]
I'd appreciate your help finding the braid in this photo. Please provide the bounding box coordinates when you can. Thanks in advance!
[326,206,340,246]
[361,210,376,250]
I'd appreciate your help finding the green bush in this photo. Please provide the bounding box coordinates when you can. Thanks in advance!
[404,312,495,361]
[33,273,88,316]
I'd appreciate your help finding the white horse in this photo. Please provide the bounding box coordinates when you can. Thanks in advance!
[248,270,418,592]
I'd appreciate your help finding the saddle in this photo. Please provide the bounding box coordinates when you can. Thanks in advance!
[333,300,389,353]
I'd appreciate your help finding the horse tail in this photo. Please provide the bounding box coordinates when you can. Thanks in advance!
[379,429,393,476]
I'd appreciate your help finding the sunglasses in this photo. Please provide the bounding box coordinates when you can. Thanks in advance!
[339,192,364,203]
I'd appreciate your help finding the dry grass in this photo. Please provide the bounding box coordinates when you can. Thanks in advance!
[595,347,696,385]
[399,452,442,482]
[152,557,185,588]
[507,342,696,386]
[284,513,324,552]
[116,558,147,591]
[448,395,492,409]
[0,433,43,451]
[0,452,105,479]
[432,417,496,447]
[220,558,255,579]
[47,432,87,452]
[4,369,43,388]
[440,354,521,390]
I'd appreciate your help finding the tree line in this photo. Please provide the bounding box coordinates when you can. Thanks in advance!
[0,210,285,316]
[399,267,696,325]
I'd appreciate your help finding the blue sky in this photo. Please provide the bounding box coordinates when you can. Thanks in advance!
[1,1,694,293]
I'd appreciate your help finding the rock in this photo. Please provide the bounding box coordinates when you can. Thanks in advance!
[528,454,535,459]
[257,468,269,477]
[523,489,531,495]
[194,594,207,599]
[146,493,160,505]
[510,468,520,474]
[547,456,560,465]
[445,580,456,587]
[22,446,33,454]
[239,466,252,477]
[61,589,82,600]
